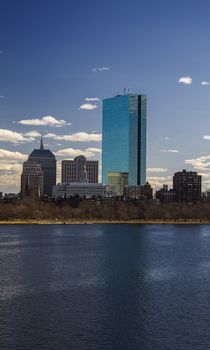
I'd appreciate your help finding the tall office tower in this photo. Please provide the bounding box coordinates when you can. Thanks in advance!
[21,161,44,198]
[62,156,99,183]
[173,169,202,204]
[27,139,56,196]
[102,94,147,185]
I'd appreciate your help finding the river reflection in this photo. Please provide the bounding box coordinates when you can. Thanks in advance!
[0,224,210,350]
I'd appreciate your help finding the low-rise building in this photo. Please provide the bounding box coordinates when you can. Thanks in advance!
[107,172,128,196]
[156,185,176,204]
[4,193,19,200]
[124,182,153,200]
[52,182,106,199]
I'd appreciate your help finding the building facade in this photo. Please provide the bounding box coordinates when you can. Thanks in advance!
[27,139,56,196]
[156,185,176,204]
[62,156,98,183]
[173,169,201,204]
[124,182,153,200]
[107,172,128,196]
[21,161,44,198]
[102,94,147,185]
[53,182,105,199]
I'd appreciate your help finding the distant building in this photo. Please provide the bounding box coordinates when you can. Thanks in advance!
[162,184,168,192]
[4,193,19,200]
[21,161,44,198]
[27,139,56,196]
[62,156,98,183]
[124,182,153,200]
[107,172,128,196]
[0,192,3,199]
[203,189,210,203]
[156,185,176,204]
[173,169,201,204]
[102,93,147,186]
[52,182,106,199]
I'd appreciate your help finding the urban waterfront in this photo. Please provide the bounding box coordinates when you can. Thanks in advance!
[0,225,210,349]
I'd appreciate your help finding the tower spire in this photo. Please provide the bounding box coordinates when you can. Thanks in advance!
[40,138,44,150]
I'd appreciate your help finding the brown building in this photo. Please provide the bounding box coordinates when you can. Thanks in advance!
[173,169,201,204]
[62,156,98,183]
[156,185,176,204]
[124,182,153,200]
[21,161,44,198]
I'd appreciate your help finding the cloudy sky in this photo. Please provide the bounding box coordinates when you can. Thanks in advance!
[1,0,210,192]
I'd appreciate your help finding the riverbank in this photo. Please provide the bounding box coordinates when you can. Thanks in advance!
[1,219,210,224]
[1,201,210,224]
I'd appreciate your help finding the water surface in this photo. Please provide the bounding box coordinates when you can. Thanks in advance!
[0,224,210,350]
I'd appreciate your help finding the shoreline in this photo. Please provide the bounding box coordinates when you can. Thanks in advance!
[1,219,210,225]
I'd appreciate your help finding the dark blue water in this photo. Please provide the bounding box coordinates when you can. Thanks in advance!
[0,224,210,349]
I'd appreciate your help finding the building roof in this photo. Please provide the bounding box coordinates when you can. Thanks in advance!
[28,139,55,159]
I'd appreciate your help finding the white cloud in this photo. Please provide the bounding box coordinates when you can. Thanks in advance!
[24,130,42,138]
[91,67,110,72]
[85,97,100,102]
[184,156,210,190]
[0,129,39,143]
[0,95,5,98]
[178,76,192,85]
[201,81,210,86]
[0,149,27,161]
[161,149,179,153]
[79,103,98,110]
[203,135,210,140]
[17,115,71,127]
[160,136,169,140]
[44,133,56,138]
[185,155,210,170]
[98,67,109,71]
[85,147,102,153]
[0,149,28,190]
[147,168,168,173]
[0,172,21,189]
[55,147,99,158]
[147,176,172,189]
[45,132,102,142]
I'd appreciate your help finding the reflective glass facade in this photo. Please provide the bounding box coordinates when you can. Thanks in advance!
[102,94,146,185]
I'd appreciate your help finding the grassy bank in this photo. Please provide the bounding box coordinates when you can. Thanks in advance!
[1,219,210,225]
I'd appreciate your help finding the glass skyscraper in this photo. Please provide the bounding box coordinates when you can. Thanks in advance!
[102,94,147,185]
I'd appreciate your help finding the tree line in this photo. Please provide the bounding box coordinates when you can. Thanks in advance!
[1,199,210,221]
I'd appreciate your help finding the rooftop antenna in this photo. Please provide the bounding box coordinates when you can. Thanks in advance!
[40,138,44,150]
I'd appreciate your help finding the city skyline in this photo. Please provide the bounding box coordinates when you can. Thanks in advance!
[1,0,210,192]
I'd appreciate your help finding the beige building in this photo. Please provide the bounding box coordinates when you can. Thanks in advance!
[53,182,105,199]
[21,161,44,198]
[107,172,128,196]
[62,156,98,183]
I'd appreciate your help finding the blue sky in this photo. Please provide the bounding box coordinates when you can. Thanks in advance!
[1,0,210,192]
